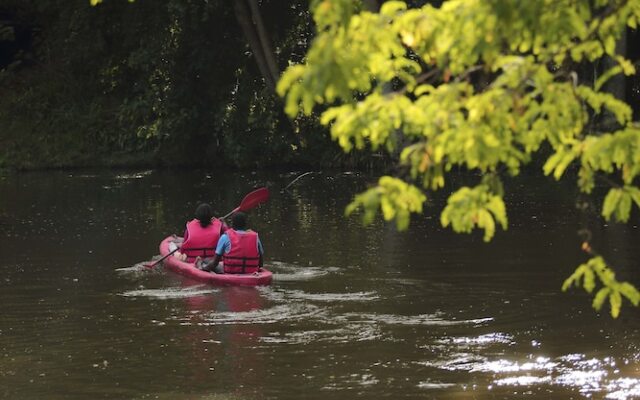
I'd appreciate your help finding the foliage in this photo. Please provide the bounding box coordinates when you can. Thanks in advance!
[562,256,640,318]
[346,176,426,229]
[278,0,640,316]
[0,0,343,169]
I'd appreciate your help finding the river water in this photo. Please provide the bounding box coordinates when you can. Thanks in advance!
[0,169,638,399]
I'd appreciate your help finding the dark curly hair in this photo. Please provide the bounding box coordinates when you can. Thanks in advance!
[231,211,248,230]
[195,203,213,227]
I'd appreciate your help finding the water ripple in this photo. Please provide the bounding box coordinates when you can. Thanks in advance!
[283,289,380,302]
[336,312,493,326]
[606,378,640,400]
[435,332,515,347]
[114,170,153,180]
[261,323,382,344]
[183,303,325,325]
[417,382,457,389]
[119,286,216,299]
[421,350,640,399]
[268,262,333,281]
[114,263,159,276]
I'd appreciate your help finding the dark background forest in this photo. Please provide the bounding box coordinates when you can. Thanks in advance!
[0,0,343,169]
[1,0,639,170]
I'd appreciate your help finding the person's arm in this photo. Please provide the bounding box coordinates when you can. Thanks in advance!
[202,234,228,273]
[201,253,221,272]
[257,237,264,269]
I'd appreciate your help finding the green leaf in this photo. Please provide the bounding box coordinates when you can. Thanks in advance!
[619,283,640,306]
[562,263,589,291]
[602,188,622,221]
[487,196,508,229]
[543,152,563,176]
[614,56,636,75]
[441,184,507,241]
[594,65,622,91]
[609,290,622,318]
[615,192,632,222]
[380,1,406,16]
[604,35,616,55]
[583,267,596,293]
[629,187,640,209]
[592,287,610,310]
[345,176,426,231]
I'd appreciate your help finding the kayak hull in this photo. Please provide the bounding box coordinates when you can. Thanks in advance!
[158,236,273,286]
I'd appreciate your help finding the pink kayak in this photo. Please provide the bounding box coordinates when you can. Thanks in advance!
[158,236,273,286]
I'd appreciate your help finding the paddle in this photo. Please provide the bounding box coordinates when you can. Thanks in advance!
[144,247,180,269]
[221,187,270,220]
[143,187,270,268]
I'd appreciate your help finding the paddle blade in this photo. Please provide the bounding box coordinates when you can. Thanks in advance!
[236,187,269,212]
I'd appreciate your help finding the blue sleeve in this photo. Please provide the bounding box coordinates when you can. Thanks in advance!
[216,234,230,255]
[257,237,264,255]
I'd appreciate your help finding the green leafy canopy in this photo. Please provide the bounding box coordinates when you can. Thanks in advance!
[278,0,640,317]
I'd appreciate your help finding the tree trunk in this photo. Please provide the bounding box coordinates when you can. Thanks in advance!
[234,0,275,91]
[247,0,279,85]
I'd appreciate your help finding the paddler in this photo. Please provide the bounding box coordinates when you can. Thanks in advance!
[198,211,263,274]
[174,203,227,262]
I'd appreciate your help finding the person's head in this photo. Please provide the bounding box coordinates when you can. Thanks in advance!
[231,211,248,230]
[195,203,213,227]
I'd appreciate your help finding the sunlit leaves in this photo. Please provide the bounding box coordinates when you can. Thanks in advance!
[320,93,417,152]
[580,127,640,186]
[311,0,360,31]
[379,1,406,17]
[563,257,640,318]
[345,176,426,230]
[277,0,421,118]
[576,86,633,125]
[440,183,508,242]
[543,145,580,180]
[601,186,640,222]
[278,0,640,315]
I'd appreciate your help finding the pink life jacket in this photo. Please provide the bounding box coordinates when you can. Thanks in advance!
[223,229,260,274]
[181,218,223,261]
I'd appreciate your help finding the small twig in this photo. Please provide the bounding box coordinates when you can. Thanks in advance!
[283,172,315,191]
[393,69,440,96]
[594,172,622,189]
[453,65,484,83]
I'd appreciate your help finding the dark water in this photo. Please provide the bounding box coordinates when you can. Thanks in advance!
[0,169,638,399]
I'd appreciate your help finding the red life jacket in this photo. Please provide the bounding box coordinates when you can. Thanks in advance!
[223,229,260,274]
[181,218,223,261]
